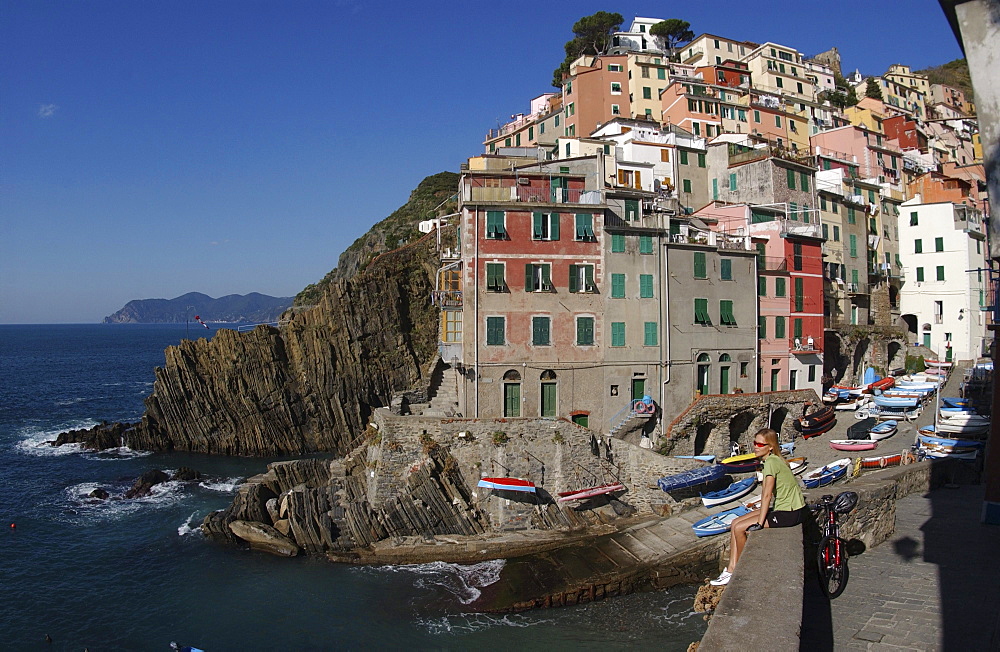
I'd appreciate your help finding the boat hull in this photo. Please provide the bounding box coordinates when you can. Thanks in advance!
[657,464,727,492]
[557,482,625,502]
[701,476,757,508]
[692,505,751,537]
[802,459,850,489]
[830,439,879,451]
[478,477,537,493]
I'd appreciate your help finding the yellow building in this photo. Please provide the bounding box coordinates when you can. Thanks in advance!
[844,97,889,133]
[740,42,817,103]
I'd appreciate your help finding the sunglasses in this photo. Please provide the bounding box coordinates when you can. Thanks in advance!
[753,441,768,448]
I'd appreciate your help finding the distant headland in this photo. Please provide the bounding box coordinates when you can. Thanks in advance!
[103,292,293,324]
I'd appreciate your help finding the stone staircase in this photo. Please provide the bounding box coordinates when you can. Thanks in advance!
[420,363,461,417]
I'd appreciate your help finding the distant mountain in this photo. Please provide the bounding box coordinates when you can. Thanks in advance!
[103,292,293,324]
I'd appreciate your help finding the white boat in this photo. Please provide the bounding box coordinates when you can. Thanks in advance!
[868,420,898,440]
[834,395,872,411]
[935,419,990,436]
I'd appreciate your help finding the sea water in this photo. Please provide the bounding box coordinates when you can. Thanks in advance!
[0,324,706,650]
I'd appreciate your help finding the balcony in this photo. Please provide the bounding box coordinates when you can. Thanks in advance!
[757,256,788,272]
[727,143,816,168]
[462,184,601,205]
[847,283,869,295]
[432,290,463,308]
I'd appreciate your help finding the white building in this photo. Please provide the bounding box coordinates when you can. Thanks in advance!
[898,197,989,362]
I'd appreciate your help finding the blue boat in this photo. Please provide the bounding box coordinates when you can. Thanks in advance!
[916,430,984,449]
[873,394,919,408]
[657,464,727,492]
[941,397,971,409]
[692,505,751,537]
[701,476,757,507]
[868,420,898,440]
[802,458,851,489]
[674,454,717,462]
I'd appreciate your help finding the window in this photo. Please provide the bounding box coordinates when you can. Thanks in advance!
[532,316,550,346]
[698,153,706,168]
[611,82,622,94]
[775,115,782,128]
[786,168,796,189]
[793,242,802,271]
[849,234,858,258]
[611,273,625,298]
[575,213,595,241]
[758,316,766,339]
[822,223,828,239]
[789,201,798,221]
[937,266,945,281]
[641,66,650,78]
[660,149,670,162]
[754,110,761,123]
[935,237,943,252]
[640,274,654,298]
[683,179,692,193]
[694,251,707,278]
[794,318,803,339]
[775,316,786,339]
[639,235,653,254]
[721,259,732,280]
[729,173,737,190]
[695,298,712,325]
[611,104,620,115]
[577,316,594,345]
[486,317,505,345]
[607,63,623,72]
[642,86,652,99]
[914,239,922,254]
[568,264,595,293]
[680,150,689,165]
[525,263,553,292]
[657,67,666,80]
[758,276,766,297]
[800,173,809,191]
[624,199,639,221]
[831,200,838,214]
[847,207,856,224]
[611,234,625,252]
[775,277,786,297]
[611,322,625,347]
[720,300,737,326]
[910,211,918,226]
[833,226,840,241]
[916,267,924,282]
[486,263,506,292]
[532,212,559,241]
[776,77,783,88]
[443,310,462,342]
[794,278,804,311]
[486,211,506,239]
[644,322,658,346]
[820,196,827,211]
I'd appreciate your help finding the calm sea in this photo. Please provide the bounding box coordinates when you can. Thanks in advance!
[0,324,706,651]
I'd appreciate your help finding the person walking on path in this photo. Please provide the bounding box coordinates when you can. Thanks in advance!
[711,428,807,586]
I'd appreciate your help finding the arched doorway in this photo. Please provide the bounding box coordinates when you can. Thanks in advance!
[697,353,711,395]
[502,370,521,417]
[921,323,932,349]
[540,369,557,418]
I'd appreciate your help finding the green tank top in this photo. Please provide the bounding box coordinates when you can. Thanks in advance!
[763,454,806,512]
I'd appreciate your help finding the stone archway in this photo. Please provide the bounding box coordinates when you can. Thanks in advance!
[694,421,715,456]
[852,337,871,380]
[901,313,918,336]
[769,406,789,433]
[728,411,756,451]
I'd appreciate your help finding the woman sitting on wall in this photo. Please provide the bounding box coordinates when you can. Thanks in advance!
[710,427,807,586]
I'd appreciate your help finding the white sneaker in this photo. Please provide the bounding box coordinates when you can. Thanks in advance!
[710,570,732,586]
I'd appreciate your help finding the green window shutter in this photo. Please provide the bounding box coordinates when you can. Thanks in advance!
[541,264,551,289]
[729,173,737,190]
[822,223,829,239]
[789,201,798,220]
[585,265,594,289]
[849,235,857,258]
[575,213,593,239]
[695,298,711,325]
[611,322,625,347]
[775,277,786,297]
[487,263,504,290]
[758,276,767,296]
[721,259,732,280]
[786,168,796,189]
[775,316,786,339]
[624,199,639,221]
[577,317,594,345]
[550,213,560,240]
[935,237,943,252]
[794,318,803,339]
[916,267,924,282]
[640,274,653,298]
[869,217,877,233]
[852,268,859,284]
[568,264,579,293]
[611,233,625,252]
[644,321,658,345]
[756,243,766,269]
[712,178,718,200]
[486,317,505,345]
[910,211,918,226]
[640,235,653,254]
[848,207,856,224]
[533,212,544,239]
[820,196,827,210]
[643,86,651,99]
[698,153,706,168]
[758,316,766,339]
[915,239,922,253]
[937,266,945,281]
[658,67,666,80]
[680,150,688,165]
[532,316,550,346]
[487,211,505,237]
[833,226,840,241]
[795,278,804,311]
[611,274,625,298]
[683,179,692,193]
[694,251,707,278]
[802,204,809,223]
[525,263,534,291]
[720,300,736,325]
[800,173,809,191]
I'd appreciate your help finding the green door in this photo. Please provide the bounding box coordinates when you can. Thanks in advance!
[571,414,589,428]
[923,333,931,348]
[946,347,953,362]
[697,365,709,395]
[631,378,646,401]
[720,366,730,394]
[771,369,780,391]
[541,382,557,417]
[503,383,520,417]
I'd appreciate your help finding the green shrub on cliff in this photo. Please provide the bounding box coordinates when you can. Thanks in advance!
[295,171,460,306]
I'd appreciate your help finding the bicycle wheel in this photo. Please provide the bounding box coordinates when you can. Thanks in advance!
[817,535,850,599]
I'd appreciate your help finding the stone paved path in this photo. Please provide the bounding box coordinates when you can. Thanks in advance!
[800,484,1000,651]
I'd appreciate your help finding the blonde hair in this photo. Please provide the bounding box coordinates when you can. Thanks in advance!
[754,428,782,458]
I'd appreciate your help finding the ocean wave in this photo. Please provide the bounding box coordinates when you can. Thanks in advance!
[14,422,98,457]
[198,477,243,493]
[55,397,88,406]
[62,479,186,523]
[178,512,202,536]
[418,612,547,635]
[364,559,505,605]
[84,446,153,461]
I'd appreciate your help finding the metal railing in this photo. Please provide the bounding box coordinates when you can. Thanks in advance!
[431,290,463,307]
[462,184,596,205]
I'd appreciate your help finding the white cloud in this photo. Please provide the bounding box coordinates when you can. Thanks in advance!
[38,104,58,117]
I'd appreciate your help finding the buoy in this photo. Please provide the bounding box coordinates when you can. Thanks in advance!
[9,523,14,529]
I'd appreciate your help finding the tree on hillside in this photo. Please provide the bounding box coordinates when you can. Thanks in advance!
[865,78,884,101]
[552,11,624,88]
[649,19,694,61]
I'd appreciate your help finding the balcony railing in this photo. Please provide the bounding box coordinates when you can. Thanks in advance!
[757,256,788,272]
[431,290,463,307]
[462,184,601,205]
[728,143,816,168]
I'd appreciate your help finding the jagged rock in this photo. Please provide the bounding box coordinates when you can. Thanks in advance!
[124,470,170,498]
[265,498,279,524]
[172,467,202,481]
[201,482,278,543]
[88,488,110,500]
[53,422,135,451]
[228,520,300,557]
[273,519,291,536]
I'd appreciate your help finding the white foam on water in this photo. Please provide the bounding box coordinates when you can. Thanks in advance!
[419,612,546,635]
[14,421,99,457]
[55,397,88,406]
[177,512,202,537]
[198,477,243,493]
[85,446,153,461]
[62,479,187,524]
[368,559,506,605]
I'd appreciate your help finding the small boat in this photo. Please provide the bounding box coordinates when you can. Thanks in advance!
[830,439,879,451]
[873,394,919,408]
[673,454,717,462]
[780,442,795,456]
[835,395,872,411]
[802,458,851,489]
[868,420,898,440]
[936,411,990,424]
[799,417,837,439]
[797,406,835,430]
[921,446,979,460]
[477,477,537,493]
[916,430,985,449]
[924,359,953,368]
[867,376,895,392]
[701,476,757,508]
[657,464,727,492]
[856,405,921,421]
[934,419,990,436]
[557,482,625,502]
[719,452,761,473]
[786,456,808,475]
[825,385,858,401]
[859,451,905,470]
[692,505,751,537]
[941,397,971,409]
[939,406,976,415]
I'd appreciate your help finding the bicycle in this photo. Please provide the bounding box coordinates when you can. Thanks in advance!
[809,491,859,599]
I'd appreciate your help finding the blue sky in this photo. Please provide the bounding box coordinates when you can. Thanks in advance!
[1,0,962,323]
